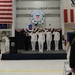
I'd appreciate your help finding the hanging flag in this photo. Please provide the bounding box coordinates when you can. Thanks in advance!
[64,9,68,23]
[64,9,74,23]
[70,9,74,22]
[0,0,12,24]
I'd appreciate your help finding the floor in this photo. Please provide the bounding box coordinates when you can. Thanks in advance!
[0,42,70,75]
[0,60,70,75]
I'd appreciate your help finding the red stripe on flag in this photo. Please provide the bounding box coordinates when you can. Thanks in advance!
[0,21,12,24]
[0,17,12,19]
[0,13,12,15]
[0,5,12,7]
[64,9,68,23]
[70,9,74,22]
[0,9,12,11]
[0,1,12,3]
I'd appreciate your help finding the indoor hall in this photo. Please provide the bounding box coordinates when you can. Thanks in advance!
[0,0,67,60]
[0,0,74,75]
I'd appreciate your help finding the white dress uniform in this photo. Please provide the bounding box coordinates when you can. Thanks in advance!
[53,31,60,51]
[2,36,9,52]
[38,32,45,53]
[30,33,37,51]
[66,42,71,61]
[46,32,52,51]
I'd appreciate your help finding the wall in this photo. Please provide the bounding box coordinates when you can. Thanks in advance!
[60,0,75,40]
[12,0,16,36]
[14,0,75,34]
[15,0,60,29]
[60,0,75,35]
[63,0,75,23]
[63,0,74,9]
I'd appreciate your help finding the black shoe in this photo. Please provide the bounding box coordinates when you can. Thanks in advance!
[67,72,72,75]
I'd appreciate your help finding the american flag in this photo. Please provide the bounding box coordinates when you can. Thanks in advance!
[64,9,74,23]
[0,0,12,24]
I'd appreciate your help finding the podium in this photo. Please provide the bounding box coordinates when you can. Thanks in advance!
[9,37,17,53]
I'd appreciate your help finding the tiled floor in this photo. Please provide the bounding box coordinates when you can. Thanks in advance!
[0,60,70,75]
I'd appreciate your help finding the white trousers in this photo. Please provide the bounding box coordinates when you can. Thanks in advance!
[31,41,36,51]
[38,41,44,53]
[1,42,5,55]
[54,40,59,50]
[67,47,71,61]
[47,40,51,51]
[5,42,9,52]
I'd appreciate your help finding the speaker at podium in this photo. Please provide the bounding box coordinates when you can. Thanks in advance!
[9,37,17,53]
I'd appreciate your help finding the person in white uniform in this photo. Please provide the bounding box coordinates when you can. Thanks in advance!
[30,30,37,51]
[53,29,60,51]
[37,29,45,53]
[1,34,10,52]
[46,29,52,51]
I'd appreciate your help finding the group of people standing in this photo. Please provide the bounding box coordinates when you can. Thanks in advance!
[0,28,61,54]
[22,28,60,53]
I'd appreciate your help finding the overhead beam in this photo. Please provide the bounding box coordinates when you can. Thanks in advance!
[16,7,60,10]
[16,0,60,1]
[16,14,60,17]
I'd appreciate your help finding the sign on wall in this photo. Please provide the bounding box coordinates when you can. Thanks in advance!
[31,10,44,25]
[64,9,74,23]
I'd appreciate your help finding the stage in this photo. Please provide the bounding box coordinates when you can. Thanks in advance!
[1,50,67,60]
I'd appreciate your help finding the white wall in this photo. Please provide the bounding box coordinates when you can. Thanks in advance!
[17,1,60,8]
[63,0,74,9]
[14,0,75,36]
[45,17,60,28]
[59,0,75,40]
[63,0,75,23]
[60,0,75,35]
[12,0,16,36]
[16,17,31,29]
[60,0,64,35]
[16,0,60,29]
[16,17,60,29]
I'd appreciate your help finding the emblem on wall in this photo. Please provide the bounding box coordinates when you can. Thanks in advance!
[71,0,75,7]
[31,10,44,25]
